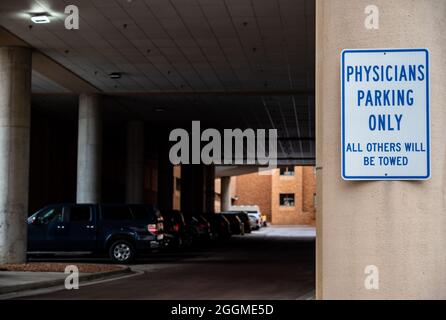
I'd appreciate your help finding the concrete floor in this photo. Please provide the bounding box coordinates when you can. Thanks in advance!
[20,226,315,300]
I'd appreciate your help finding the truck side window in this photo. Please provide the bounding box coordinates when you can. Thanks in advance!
[69,206,92,222]
[38,207,62,224]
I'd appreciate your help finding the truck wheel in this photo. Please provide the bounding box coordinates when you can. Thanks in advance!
[109,240,135,263]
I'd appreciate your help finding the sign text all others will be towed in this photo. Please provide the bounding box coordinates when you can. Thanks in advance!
[341,49,430,180]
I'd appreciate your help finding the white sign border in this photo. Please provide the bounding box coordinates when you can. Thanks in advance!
[341,48,431,181]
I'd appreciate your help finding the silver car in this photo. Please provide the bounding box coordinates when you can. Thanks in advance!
[248,213,261,230]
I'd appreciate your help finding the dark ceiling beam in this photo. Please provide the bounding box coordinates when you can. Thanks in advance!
[33,90,314,98]
[104,90,314,97]
[278,137,315,141]
[32,90,315,97]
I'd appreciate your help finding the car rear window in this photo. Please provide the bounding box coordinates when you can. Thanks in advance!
[101,205,133,221]
[130,205,155,220]
[163,211,184,223]
[69,206,92,222]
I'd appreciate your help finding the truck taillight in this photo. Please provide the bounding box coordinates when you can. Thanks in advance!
[148,224,158,234]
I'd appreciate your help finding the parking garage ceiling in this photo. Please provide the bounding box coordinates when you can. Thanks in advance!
[0,0,315,163]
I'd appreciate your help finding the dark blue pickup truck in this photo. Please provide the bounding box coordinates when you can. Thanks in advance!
[27,203,165,263]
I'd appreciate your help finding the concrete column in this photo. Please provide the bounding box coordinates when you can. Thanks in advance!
[126,121,144,203]
[76,93,102,203]
[220,176,232,212]
[204,165,215,213]
[316,0,446,299]
[180,165,204,214]
[180,165,192,213]
[157,145,174,212]
[0,47,31,264]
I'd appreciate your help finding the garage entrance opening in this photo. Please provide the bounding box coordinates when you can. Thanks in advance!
[0,0,315,300]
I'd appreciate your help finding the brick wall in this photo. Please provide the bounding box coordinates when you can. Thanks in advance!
[234,166,316,225]
[233,173,272,221]
[173,165,181,210]
[271,166,316,225]
[271,167,300,225]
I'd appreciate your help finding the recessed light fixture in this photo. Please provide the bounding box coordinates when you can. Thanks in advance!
[154,107,166,112]
[109,72,122,79]
[31,13,50,24]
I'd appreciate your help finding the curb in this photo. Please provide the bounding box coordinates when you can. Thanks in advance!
[0,267,132,295]
[296,290,315,300]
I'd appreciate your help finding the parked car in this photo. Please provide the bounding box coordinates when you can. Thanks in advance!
[221,212,244,235]
[248,214,260,230]
[27,203,165,263]
[226,211,252,233]
[230,205,263,230]
[182,213,212,243]
[246,213,261,230]
[161,210,193,249]
[203,213,231,240]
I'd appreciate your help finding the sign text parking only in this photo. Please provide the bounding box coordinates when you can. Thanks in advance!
[341,49,430,180]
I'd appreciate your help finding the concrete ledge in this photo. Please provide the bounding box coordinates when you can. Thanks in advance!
[0,267,132,295]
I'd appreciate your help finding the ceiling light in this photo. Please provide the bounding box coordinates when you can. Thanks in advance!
[154,107,165,112]
[109,72,122,79]
[31,14,50,24]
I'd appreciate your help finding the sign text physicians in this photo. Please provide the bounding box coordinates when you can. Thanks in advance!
[341,49,430,180]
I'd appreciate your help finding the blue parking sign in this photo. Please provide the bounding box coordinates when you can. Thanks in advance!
[341,49,430,180]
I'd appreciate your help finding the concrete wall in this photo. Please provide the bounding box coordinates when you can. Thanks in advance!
[316,0,446,299]
[143,159,158,205]
[126,121,144,203]
[29,108,77,213]
[215,177,237,212]
[181,165,206,213]
[28,114,169,210]
[302,167,317,214]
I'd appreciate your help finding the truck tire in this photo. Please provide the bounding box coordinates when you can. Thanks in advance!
[108,240,135,263]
